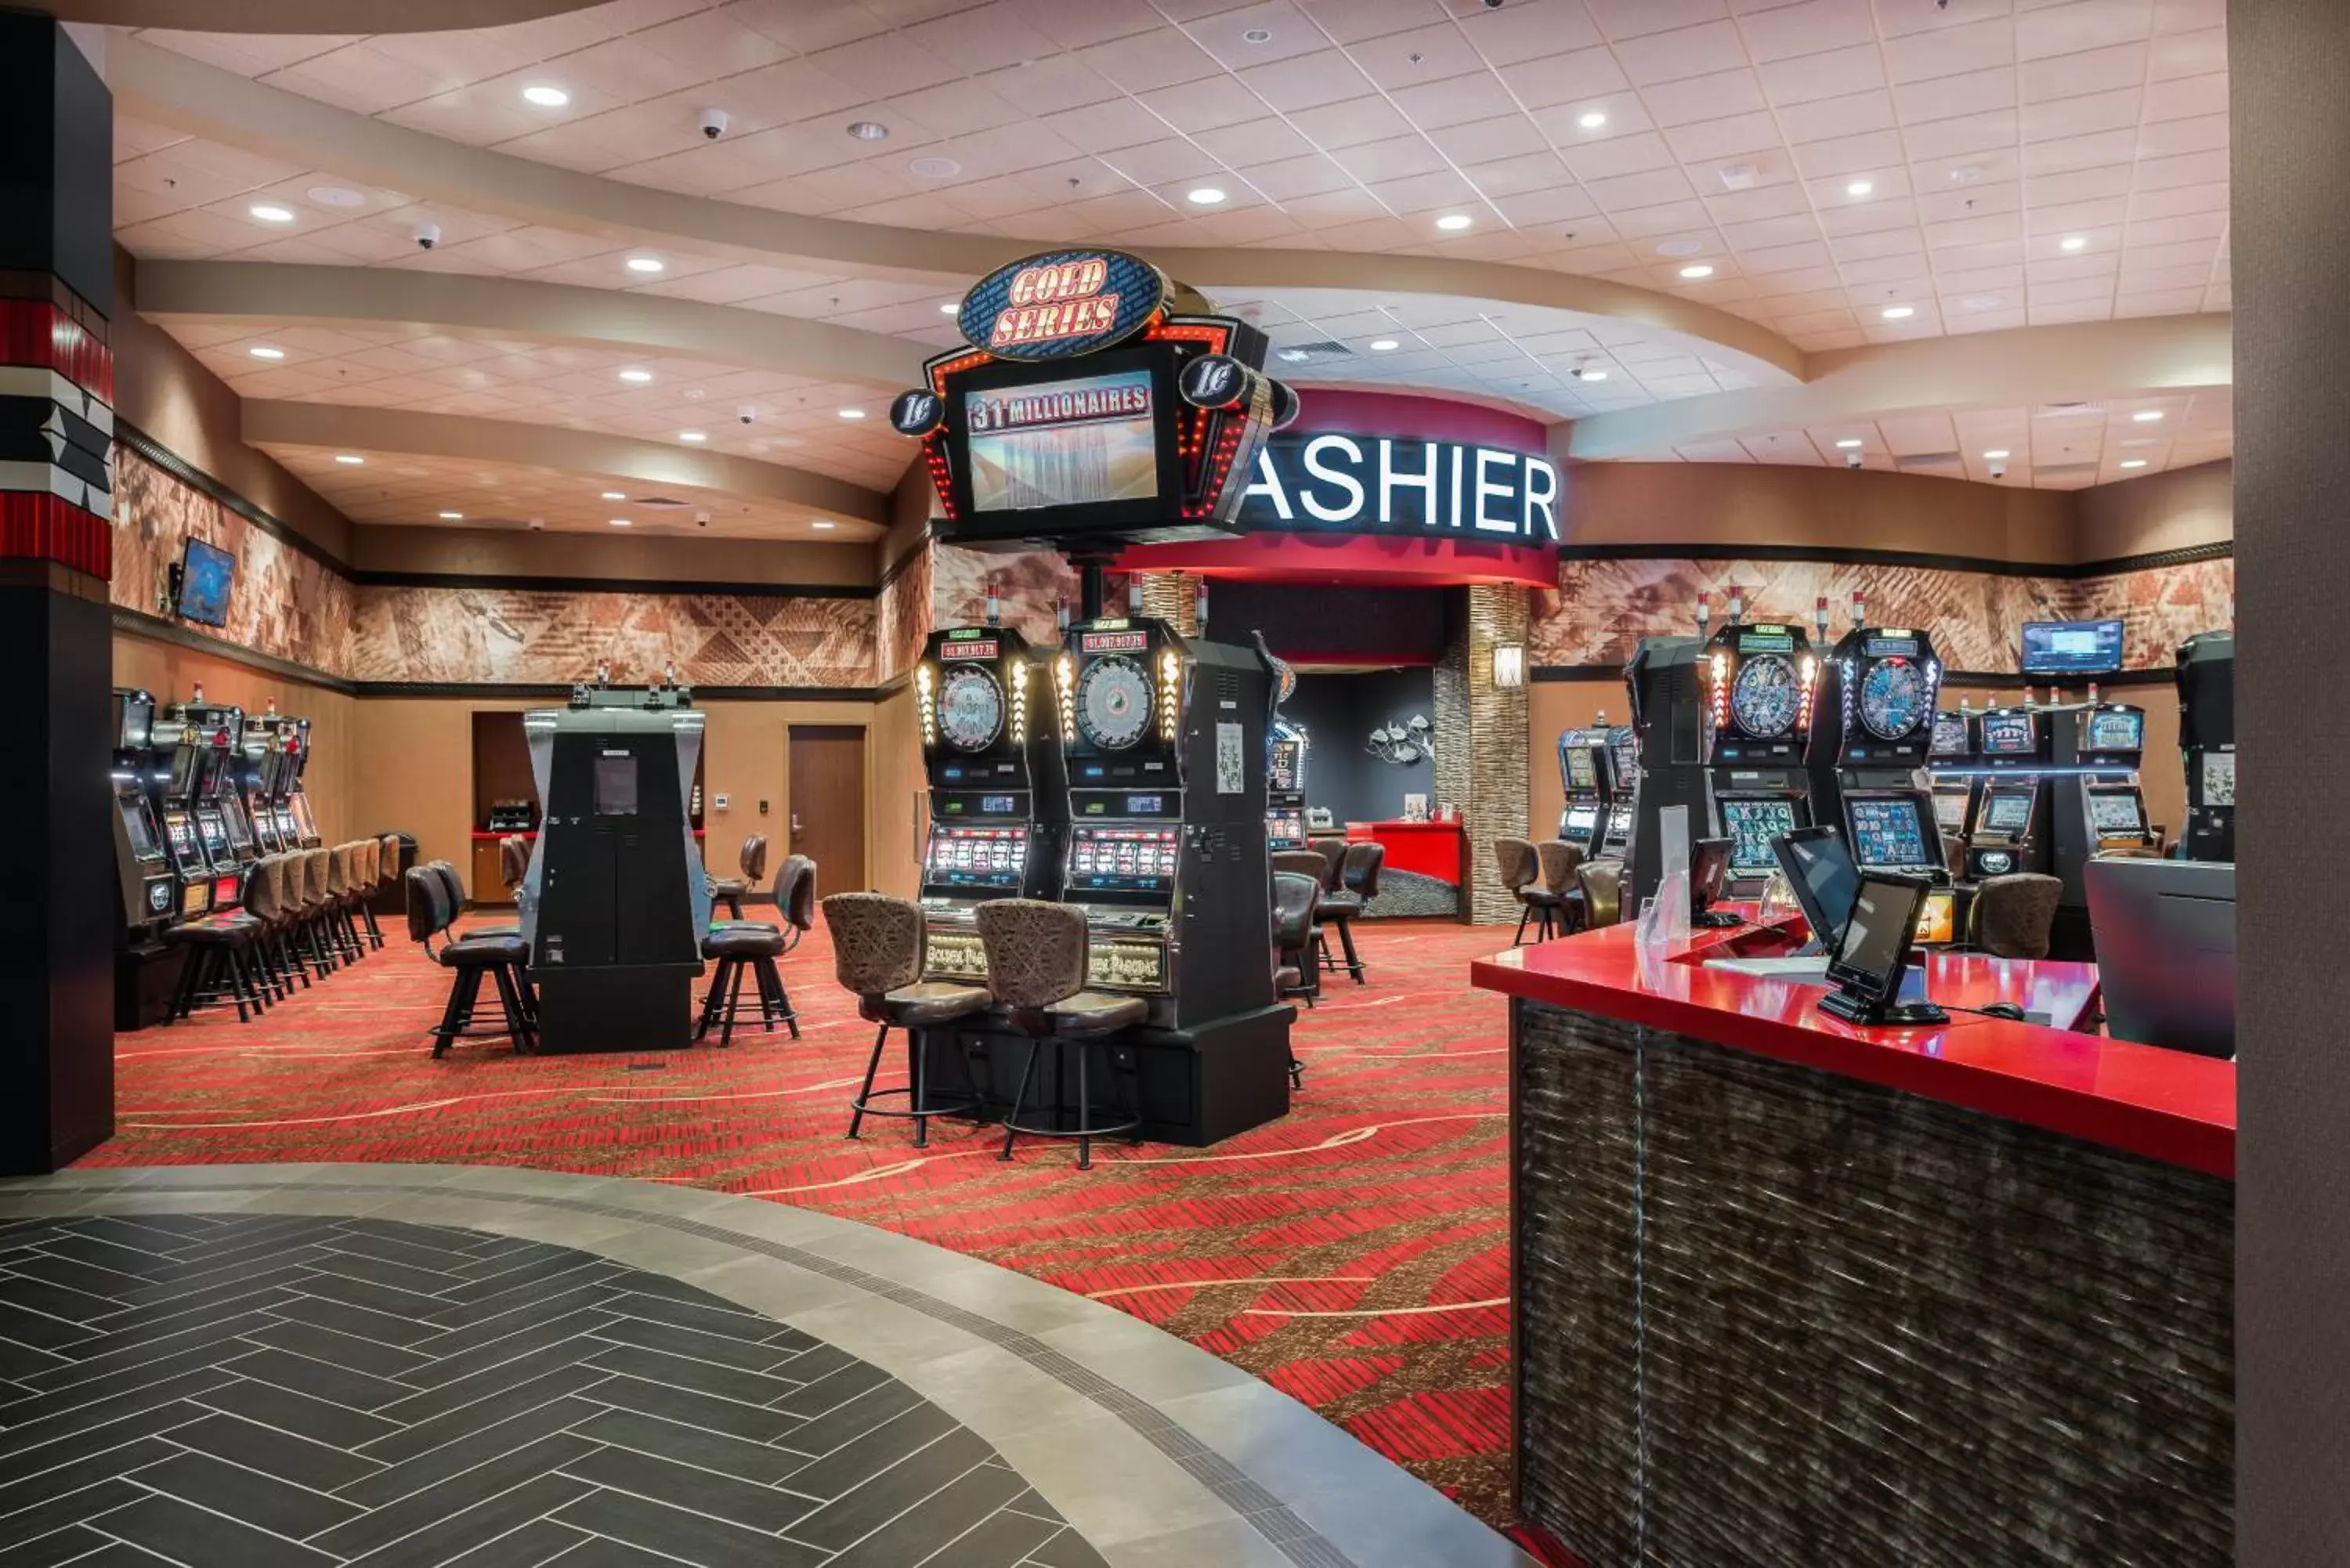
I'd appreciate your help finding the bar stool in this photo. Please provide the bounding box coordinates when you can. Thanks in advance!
[163,876,267,1023]
[1497,837,1541,944]
[1308,837,1347,894]
[1536,840,1586,938]
[977,900,1146,1170]
[708,833,767,921]
[1271,869,1321,1010]
[1318,841,1382,983]
[1577,858,1625,929]
[1966,873,2063,959]
[406,865,535,1055]
[823,892,989,1148]
[354,838,385,949]
[698,854,816,1044]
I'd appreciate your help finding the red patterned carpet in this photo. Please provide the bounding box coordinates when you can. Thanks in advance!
[89,916,1572,1561]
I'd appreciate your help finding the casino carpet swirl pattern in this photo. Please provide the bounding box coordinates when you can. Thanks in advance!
[89,921,1550,1551]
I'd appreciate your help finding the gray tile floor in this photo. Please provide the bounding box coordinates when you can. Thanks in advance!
[0,1168,1536,1568]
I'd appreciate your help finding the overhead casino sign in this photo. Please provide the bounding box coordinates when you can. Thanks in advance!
[956,250,1170,361]
[1239,432,1562,544]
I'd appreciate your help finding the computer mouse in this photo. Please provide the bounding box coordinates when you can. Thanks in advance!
[1979,1002,2027,1021]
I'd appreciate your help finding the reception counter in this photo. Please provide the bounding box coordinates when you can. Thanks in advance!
[1472,918,2233,1567]
[1343,818,1462,918]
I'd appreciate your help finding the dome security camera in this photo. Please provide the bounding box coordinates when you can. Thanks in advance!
[700,107,728,139]
[736,403,757,425]
[695,510,711,528]
[414,222,441,251]
[526,515,544,530]
[1845,450,1864,470]
[1989,460,2008,479]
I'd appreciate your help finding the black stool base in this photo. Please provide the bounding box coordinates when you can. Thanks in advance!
[847,1024,982,1148]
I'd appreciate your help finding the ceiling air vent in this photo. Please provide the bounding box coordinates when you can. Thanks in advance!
[2035,401,2104,418]
[2033,461,2101,481]
[631,496,692,510]
[1895,450,1965,471]
[1272,340,1354,366]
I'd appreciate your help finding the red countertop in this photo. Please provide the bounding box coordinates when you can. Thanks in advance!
[1346,819,1462,885]
[1471,917,2235,1179]
[472,829,706,839]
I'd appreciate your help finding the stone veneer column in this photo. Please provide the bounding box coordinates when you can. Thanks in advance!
[1134,570,1200,637]
[1434,584,1529,925]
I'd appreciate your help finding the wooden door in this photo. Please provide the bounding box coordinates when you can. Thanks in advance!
[787,725,866,893]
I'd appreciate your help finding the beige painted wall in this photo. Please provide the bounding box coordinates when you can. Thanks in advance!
[1567,462,2077,563]
[348,526,877,587]
[112,628,358,847]
[114,250,356,562]
[2074,460,2234,562]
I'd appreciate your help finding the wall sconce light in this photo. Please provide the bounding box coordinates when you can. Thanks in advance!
[1493,643,1526,688]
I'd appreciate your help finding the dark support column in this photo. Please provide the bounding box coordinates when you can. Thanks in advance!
[0,15,116,1172]
[2233,2,2350,1559]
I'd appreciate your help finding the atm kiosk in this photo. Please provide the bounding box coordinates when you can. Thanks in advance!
[1926,709,1978,841]
[1556,727,1608,856]
[112,689,182,1027]
[1625,636,1710,910]
[1806,609,1953,941]
[2176,631,2234,862]
[1700,602,1823,896]
[519,684,708,1052]
[1599,724,1638,862]
[913,623,1068,979]
[151,699,248,913]
[1965,705,2053,880]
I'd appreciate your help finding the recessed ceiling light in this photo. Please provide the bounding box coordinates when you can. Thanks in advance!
[2059,235,2088,251]
[609,517,632,526]
[334,453,364,465]
[1435,213,1473,231]
[307,186,365,208]
[909,156,960,179]
[1846,179,1874,197]
[678,431,707,443]
[811,519,837,529]
[2131,409,2165,422]
[1369,338,1400,352]
[1835,438,1864,450]
[682,388,705,401]
[1188,186,1227,205]
[1947,164,1984,185]
[1277,348,1310,363]
[522,85,569,107]
[838,408,866,420]
[625,256,665,274]
[1243,27,1273,42]
[1678,263,1714,280]
[1961,293,2004,311]
[602,491,626,500]
[2120,459,2148,469]
[1983,449,2010,460]
[439,511,464,520]
[248,345,285,360]
[1579,368,1607,381]
[938,302,960,314]
[1881,305,1916,320]
[847,121,889,141]
[2120,437,2159,448]
[1578,110,1607,130]
[617,368,653,384]
[249,204,295,223]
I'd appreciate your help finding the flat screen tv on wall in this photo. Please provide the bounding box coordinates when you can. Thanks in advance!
[175,537,236,628]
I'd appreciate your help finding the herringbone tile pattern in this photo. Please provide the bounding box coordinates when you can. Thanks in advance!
[0,1214,1104,1568]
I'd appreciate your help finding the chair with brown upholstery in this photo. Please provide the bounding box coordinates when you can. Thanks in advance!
[708,833,768,922]
[825,892,989,1147]
[699,854,818,1045]
[977,899,1146,1169]
[1271,850,1329,883]
[1536,840,1587,937]
[354,838,385,948]
[1271,869,1321,1012]
[1577,858,1626,930]
[1966,873,2064,959]
[1499,837,1560,945]
[1318,840,1383,983]
[243,854,300,1000]
[1308,836,1347,892]
[499,833,530,901]
[404,864,534,1055]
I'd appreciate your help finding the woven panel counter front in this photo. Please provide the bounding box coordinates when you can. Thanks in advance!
[1509,998,2233,1567]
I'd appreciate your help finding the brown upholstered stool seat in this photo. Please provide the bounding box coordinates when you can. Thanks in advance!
[1039,990,1146,1035]
[873,979,993,1026]
[698,853,813,1045]
[978,899,1144,1169]
[826,892,985,1144]
[442,931,529,965]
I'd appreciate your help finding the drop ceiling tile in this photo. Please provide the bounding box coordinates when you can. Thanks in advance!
[1425,114,1553,166]
[1612,21,1754,85]
[1076,29,1224,94]
[1882,18,2016,85]
[971,56,1123,114]
[2133,147,2229,191]
[1286,94,1417,149]
[1234,151,1358,201]
[2127,179,2227,219]
[1239,49,1377,113]
[2023,129,2141,178]
[1039,96,1177,152]
[1388,75,1516,132]
[1706,180,1815,222]
[1790,129,1907,180]
[2017,0,2154,61]
[1329,132,1452,184]
[2137,112,2228,157]
[1497,45,1633,112]
[1492,184,1603,228]
[1343,23,1488,90]
[1637,68,1771,128]
[1777,89,1900,144]
[1137,73,1271,135]
[1660,111,1785,164]
[1587,0,1734,43]
[1610,200,1719,239]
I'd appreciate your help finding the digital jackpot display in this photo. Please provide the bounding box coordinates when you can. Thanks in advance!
[966,370,1161,512]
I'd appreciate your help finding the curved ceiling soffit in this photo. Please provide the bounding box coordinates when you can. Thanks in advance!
[136,260,928,390]
[242,400,889,524]
[1561,313,2235,461]
[42,0,602,31]
[113,35,1808,385]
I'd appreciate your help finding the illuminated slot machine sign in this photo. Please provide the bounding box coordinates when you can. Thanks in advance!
[925,824,1029,890]
[889,249,1295,551]
[1929,712,1973,761]
[1067,824,1180,894]
[1978,711,2041,763]
[2085,707,2145,753]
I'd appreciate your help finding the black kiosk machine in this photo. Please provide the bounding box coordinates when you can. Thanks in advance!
[520,682,708,1052]
[1625,634,1709,912]
[1700,591,1824,897]
[888,247,1298,1143]
[2176,630,2234,862]
[1262,639,1309,853]
[1806,594,1955,943]
[914,614,1069,978]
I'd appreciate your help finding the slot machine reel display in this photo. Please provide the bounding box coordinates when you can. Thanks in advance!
[1806,614,1954,941]
[1600,724,1639,861]
[1927,709,1978,838]
[110,689,181,1028]
[1556,728,1608,855]
[148,699,248,916]
[913,626,1069,979]
[1701,616,1823,895]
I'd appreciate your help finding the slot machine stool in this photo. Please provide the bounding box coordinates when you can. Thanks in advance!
[825,893,989,1148]
[977,900,1147,1171]
[697,854,815,1045]
[404,866,537,1055]
[1318,841,1385,983]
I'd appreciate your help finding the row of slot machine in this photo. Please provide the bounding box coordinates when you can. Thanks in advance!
[906,614,1293,1143]
[1614,594,2161,959]
[110,688,321,1018]
[1556,722,1639,862]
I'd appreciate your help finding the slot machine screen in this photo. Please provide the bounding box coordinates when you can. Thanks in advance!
[1979,713,2039,756]
[1914,889,1957,945]
[119,796,160,858]
[1610,735,1638,783]
[966,368,1162,512]
[1564,807,1598,839]
[1719,798,1799,875]
[1932,790,1970,832]
[1605,805,1632,842]
[1847,796,1930,869]
[2088,790,2146,836]
[980,794,1018,814]
[1981,789,2034,835]
[1267,809,1304,844]
[1929,713,1971,759]
[1564,748,1597,790]
[2085,709,2144,753]
[1268,739,1302,793]
[926,825,1029,890]
[196,813,228,855]
[1067,825,1180,894]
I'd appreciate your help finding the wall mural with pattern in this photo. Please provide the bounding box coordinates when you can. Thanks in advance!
[877,542,933,684]
[1529,555,2234,674]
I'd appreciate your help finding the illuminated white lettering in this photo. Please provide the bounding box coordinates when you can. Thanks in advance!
[1242,448,1293,521]
[1379,437,1437,526]
[1473,449,1516,533]
[1524,456,1560,541]
[1449,444,1463,530]
[1300,435,1365,523]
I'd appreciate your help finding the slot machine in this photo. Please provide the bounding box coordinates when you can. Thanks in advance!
[1259,636,1309,853]
[1926,707,1978,843]
[2048,698,2154,957]
[151,699,248,912]
[1807,605,1954,941]
[912,623,1068,979]
[1701,602,1823,896]
[1556,727,1607,856]
[1599,724,1638,861]
[2176,631,2234,862]
[1965,703,2054,881]
[237,717,284,853]
[281,716,321,847]
[1625,636,1710,910]
[111,690,181,1026]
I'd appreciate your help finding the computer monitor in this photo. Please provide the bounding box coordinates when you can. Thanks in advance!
[1820,873,1942,1025]
[2084,858,2236,1059]
[1773,825,1860,952]
[1690,837,1734,926]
